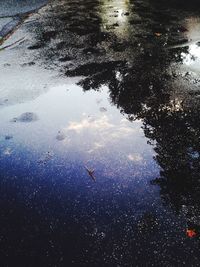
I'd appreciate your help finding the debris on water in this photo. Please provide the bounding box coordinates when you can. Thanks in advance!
[3,63,11,67]
[99,107,107,112]
[123,12,129,16]
[56,131,66,141]
[21,61,36,67]
[59,55,73,62]
[85,166,96,182]
[28,43,44,50]
[38,151,54,165]
[11,112,38,123]
[5,135,13,140]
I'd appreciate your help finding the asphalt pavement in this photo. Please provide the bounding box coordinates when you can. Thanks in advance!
[0,0,48,41]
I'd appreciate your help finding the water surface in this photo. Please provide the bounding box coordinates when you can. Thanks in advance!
[1,0,200,266]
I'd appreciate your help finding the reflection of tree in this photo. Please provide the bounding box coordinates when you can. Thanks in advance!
[150,0,200,10]
[30,0,200,229]
[147,101,200,234]
[75,48,173,118]
[77,54,200,232]
[65,1,200,231]
[76,57,200,233]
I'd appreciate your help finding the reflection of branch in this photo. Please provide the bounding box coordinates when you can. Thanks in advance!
[85,166,96,182]
[0,37,25,51]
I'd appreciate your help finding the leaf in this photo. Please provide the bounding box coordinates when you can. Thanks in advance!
[186,229,197,238]
[155,32,162,37]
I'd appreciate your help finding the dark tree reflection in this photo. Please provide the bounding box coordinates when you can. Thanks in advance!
[65,1,200,230]
[29,0,200,229]
[148,104,200,236]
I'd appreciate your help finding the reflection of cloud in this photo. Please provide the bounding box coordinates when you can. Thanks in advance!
[127,153,143,162]
[66,115,139,140]
[67,115,114,133]
[181,44,200,66]
[60,114,141,157]
[94,142,104,149]
[60,115,142,155]
[180,17,200,74]
[100,0,130,37]
[185,17,200,43]
[87,142,105,154]
[110,126,136,139]
[169,98,183,112]
[160,98,183,112]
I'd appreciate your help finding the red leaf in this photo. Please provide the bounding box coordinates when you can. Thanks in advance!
[186,229,197,238]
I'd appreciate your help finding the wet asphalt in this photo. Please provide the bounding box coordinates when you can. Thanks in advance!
[1,0,200,266]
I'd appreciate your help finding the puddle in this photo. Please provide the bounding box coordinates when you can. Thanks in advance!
[1,0,200,266]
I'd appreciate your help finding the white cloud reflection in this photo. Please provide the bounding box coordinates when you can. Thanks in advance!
[127,153,143,163]
[181,44,200,66]
[66,115,139,139]
[60,115,142,155]
[67,115,114,133]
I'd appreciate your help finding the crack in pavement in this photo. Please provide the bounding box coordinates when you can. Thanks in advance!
[0,2,48,46]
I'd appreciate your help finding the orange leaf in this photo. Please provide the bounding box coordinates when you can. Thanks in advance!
[155,32,162,37]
